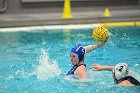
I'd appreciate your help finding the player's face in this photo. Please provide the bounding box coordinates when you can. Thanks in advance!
[70,53,79,65]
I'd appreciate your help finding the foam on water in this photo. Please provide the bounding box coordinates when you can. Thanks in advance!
[34,49,61,80]
[64,70,98,83]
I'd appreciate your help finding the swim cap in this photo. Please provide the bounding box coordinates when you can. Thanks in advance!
[71,44,85,62]
[113,63,129,80]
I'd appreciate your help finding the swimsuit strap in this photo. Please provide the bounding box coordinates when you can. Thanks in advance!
[127,76,140,86]
[67,64,86,75]
[117,76,140,86]
[78,64,86,67]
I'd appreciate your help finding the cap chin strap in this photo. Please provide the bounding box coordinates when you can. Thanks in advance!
[113,68,119,84]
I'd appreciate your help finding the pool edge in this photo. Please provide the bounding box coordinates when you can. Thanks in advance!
[0,21,140,32]
[100,21,140,27]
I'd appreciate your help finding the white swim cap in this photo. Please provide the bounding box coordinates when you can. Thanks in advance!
[113,63,129,80]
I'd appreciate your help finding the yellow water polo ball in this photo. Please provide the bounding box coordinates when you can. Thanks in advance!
[92,26,109,42]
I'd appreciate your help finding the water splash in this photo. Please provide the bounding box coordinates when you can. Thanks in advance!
[35,49,61,80]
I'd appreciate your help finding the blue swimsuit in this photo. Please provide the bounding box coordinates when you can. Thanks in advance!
[67,64,86,75]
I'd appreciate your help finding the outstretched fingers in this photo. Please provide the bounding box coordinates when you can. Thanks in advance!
[91,64,101,71]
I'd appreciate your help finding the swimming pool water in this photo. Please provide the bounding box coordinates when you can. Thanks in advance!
[0,26,140,93]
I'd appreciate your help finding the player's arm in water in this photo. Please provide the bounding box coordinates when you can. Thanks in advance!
[84,37,109,53]
[91,64,114,71]
[91,63,140,86]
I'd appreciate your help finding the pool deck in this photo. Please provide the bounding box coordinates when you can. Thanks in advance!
[0,5,140,28]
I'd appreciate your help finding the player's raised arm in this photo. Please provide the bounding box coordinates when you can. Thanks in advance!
[85,27,109,53]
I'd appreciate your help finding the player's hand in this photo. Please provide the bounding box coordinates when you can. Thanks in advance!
[91,64,103,71]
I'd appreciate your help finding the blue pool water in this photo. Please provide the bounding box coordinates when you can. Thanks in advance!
[0,26,140,93]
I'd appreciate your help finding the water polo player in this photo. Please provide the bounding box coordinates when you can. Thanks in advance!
[67,37,109,80]
[91,63,140,86]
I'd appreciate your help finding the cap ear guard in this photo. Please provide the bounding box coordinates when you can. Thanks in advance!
[113,67,119,84]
